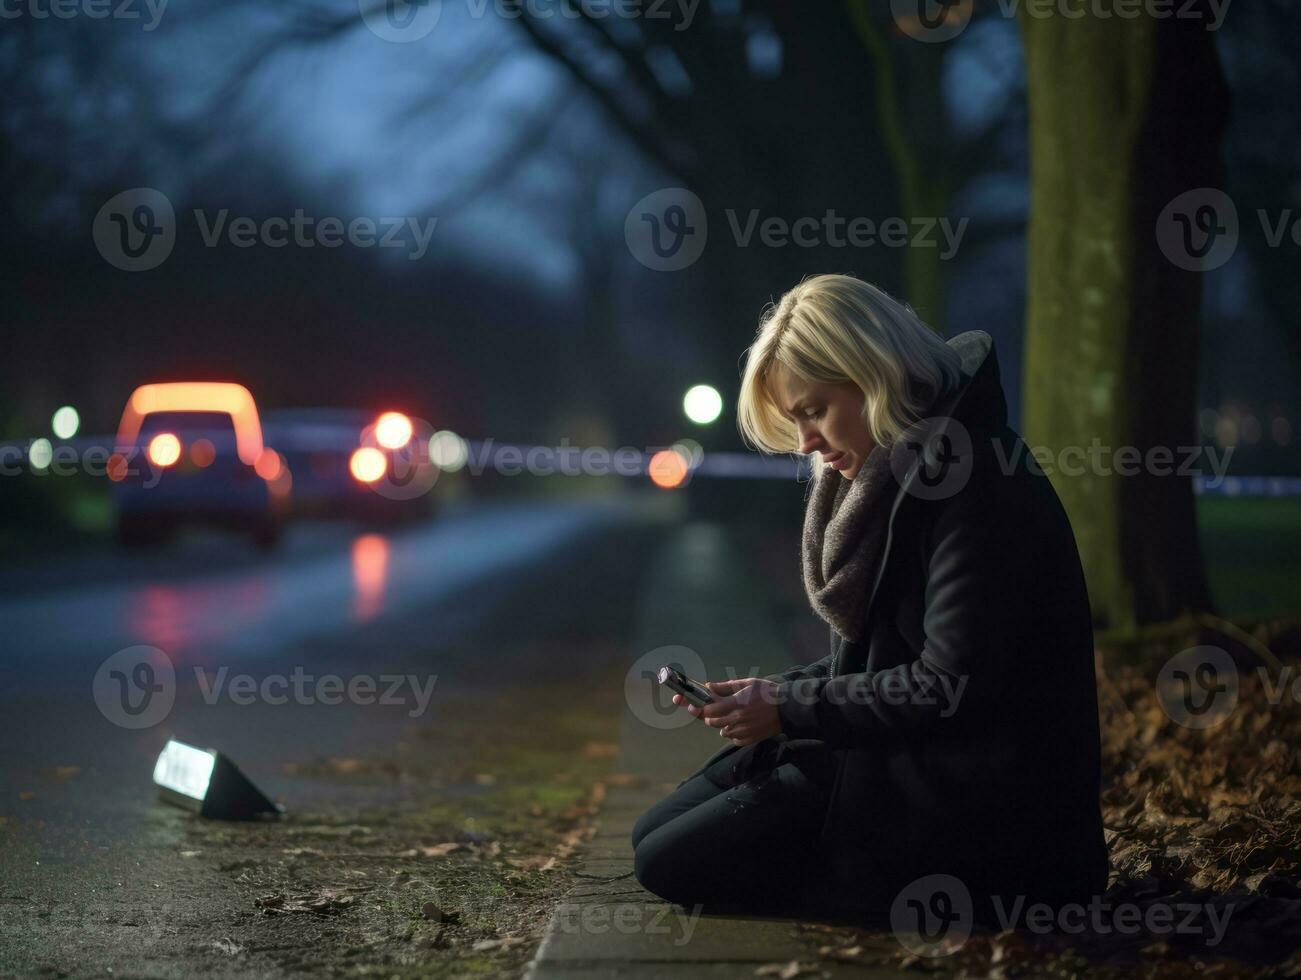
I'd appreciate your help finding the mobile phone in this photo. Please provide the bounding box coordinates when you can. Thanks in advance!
[657,665,715,709]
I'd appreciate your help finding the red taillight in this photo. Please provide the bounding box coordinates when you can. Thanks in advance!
[190,438,216,468]
[254,448,283,482]
[375,412,412,450]
[148,433,182,468]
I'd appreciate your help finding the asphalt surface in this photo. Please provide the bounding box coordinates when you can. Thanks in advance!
[0,495,674,856]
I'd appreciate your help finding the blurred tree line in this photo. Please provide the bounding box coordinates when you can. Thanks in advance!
[2,0,1298,629]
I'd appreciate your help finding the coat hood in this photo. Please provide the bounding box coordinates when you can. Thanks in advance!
[931,330,1008,437]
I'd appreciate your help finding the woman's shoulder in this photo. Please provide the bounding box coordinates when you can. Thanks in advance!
[904,424,1072,536]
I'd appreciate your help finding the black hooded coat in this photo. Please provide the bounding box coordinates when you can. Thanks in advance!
[691,331,1109,914]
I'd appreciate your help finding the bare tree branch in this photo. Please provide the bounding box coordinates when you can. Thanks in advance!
[501,0,693,178]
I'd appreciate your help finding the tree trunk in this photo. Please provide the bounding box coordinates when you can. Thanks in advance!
[1019,3,1228,630]
[848,0,951,332]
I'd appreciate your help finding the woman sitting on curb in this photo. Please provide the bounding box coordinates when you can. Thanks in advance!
[631,274,1108,924]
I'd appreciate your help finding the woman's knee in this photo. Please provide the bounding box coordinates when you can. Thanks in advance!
[632,831,692,905]
[630,804,666,851]
[630,775,721,850]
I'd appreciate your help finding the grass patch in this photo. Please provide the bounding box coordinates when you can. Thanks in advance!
[1199,496,1301,620]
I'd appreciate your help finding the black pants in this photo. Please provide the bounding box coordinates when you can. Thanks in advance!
[630,763,832,915]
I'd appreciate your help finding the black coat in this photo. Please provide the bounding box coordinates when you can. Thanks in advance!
[695,330,1109,911]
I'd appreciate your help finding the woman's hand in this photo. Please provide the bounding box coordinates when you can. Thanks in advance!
[672,677,781,746]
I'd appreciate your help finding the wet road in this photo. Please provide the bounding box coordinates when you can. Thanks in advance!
[0,496,671,851]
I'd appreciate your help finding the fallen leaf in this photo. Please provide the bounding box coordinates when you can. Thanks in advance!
[754,961,819,979]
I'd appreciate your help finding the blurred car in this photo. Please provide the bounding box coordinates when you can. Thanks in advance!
[109,382,288,548]
[261,407,435,524]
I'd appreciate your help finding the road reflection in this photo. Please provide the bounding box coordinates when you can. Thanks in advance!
[351,533,389,622]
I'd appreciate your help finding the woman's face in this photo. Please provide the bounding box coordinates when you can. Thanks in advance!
[769,363,876,480]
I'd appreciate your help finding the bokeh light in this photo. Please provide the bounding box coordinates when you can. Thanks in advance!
[189,438,216,468]
[648,448,689,489]
[51,406,79,440]
[683,384,723,425]
[352,533,389,622]
[254,448,283,482]
[375,412,413,450]
[148,433,182,468]
[1214,416,1238,449]
[1273,416,1292,446]
[429,430,468,471]
[350,446,386,483]
[28,438,53,470]
[671,437,704,468]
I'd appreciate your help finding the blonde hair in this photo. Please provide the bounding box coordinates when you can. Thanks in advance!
[737,275,964,454]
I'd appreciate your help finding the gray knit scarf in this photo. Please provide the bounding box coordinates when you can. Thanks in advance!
[800,443,899,644]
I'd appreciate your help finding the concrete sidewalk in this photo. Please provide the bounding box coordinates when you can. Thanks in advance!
[526,521,898,979]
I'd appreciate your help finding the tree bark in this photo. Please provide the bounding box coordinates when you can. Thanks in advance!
[1019,2,1227,630]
